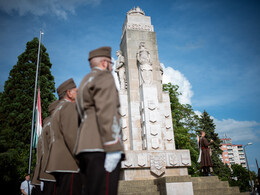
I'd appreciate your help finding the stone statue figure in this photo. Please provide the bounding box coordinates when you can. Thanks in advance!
[159,63,164,84]
[159,63,163,76]
[136,42,153,84]
[115,50,126,90]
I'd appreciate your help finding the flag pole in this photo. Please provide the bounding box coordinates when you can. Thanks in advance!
[28,30,44,174]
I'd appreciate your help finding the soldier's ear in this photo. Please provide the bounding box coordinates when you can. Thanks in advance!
[66,90,72,99]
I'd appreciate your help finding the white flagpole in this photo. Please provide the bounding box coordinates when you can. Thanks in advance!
[28,30,44,174]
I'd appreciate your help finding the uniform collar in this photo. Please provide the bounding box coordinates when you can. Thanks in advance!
[64,98,71,102]
[92,67,103,71]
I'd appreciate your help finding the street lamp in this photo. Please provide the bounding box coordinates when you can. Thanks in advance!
[244,142,255,195]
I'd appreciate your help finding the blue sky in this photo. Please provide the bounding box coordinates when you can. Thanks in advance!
[0,0,259,173]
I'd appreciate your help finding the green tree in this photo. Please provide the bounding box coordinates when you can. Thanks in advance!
[198,111,230,179]
[229,164,250,192]
[0,37,56,194]
[163,83,200,176]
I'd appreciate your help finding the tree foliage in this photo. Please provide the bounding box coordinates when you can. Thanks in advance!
[163,82,254,192]
[229,164,250,192]
[163,83,241,181]
[0,37,56,194]
[163,83,200,175]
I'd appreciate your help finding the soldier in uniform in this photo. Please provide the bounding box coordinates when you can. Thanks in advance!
[31,101,60,195]
[45,79,82,195]
[74,47,124,195]
[197,130,214,176]
[39,100,59,195]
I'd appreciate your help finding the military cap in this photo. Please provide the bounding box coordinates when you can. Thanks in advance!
[57,78,76,98]
[88,46,111,61]
[48,100,60,113]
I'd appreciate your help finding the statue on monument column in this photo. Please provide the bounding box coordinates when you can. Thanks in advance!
[115,50,126,90]
[136,42,153,84]
[159,63,164,84]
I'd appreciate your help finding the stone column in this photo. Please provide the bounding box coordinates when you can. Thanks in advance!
[118,7,191,180]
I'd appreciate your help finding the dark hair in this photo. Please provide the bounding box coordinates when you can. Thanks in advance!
[200,130,205,135]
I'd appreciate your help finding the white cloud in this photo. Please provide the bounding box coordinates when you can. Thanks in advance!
[0,0,101,19]
[194,110,202,117]
[213,118,260,142]
[162,64,193,105]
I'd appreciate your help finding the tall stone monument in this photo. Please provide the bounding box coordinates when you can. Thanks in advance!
[117,7,191,180]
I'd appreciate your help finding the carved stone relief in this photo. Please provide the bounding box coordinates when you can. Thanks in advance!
[138,154,147,167]
[168,153,178,166]
[150,154,166,176]
[127,6,145,16]
[164,110,170,118]
[142,139,147,150]
[166,131,173,141]
[151,138,159,149]
[124,158,133,168]
[140,101,144,112]
[150,125,158,136]
[127,23,153,32]
[148,101,156,110]
[181,154,190,166]
[159,63,164,81]
[142,125,146,136]
[141,126,147,149]
[165,119,172,129]
[120,107,127,117]
[141,112,145,124]
[149,111,157,123]
[122,118,127,129]
[115,50,127,90]
[122,128,128,141]
[137,42,153,85]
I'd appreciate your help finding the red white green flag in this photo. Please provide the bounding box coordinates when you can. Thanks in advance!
[33,87,42,148]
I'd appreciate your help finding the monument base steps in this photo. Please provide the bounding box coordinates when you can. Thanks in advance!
[118,175,249,195]
[118,179,160,195]
[191,176,245,195]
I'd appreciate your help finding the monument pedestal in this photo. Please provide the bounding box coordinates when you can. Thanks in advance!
[120,150,190,180]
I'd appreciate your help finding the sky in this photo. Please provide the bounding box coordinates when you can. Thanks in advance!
[0,0,259,173]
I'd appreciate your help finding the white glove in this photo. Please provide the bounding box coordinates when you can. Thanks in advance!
[104,151,121,173]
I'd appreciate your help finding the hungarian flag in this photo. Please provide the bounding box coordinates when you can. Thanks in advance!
[33,87,42,148]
